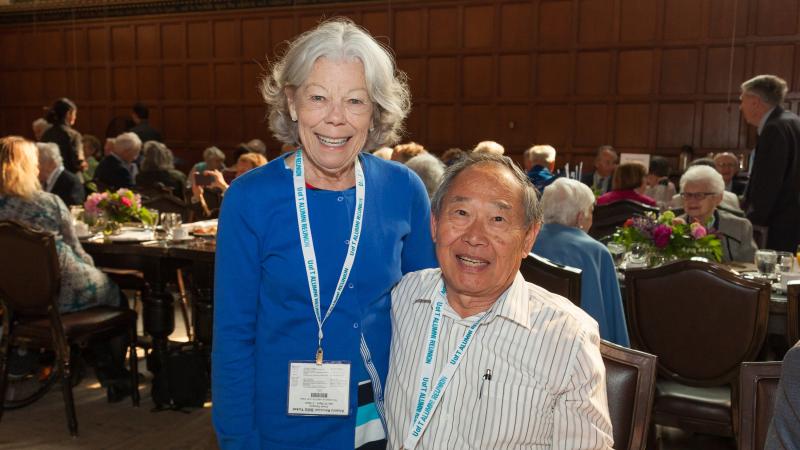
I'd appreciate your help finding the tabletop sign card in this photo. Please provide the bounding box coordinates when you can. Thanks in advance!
[619,153,651,170]
[287,361,350,416]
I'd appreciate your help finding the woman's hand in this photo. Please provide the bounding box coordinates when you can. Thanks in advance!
[207,169,229,192]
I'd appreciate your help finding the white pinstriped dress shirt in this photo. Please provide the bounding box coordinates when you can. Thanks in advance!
[385,268,613,450]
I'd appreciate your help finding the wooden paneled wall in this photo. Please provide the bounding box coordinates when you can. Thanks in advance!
[1,0,799,168]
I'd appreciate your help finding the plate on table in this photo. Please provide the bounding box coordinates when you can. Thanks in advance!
[106,229,155,242]
[190,226,217,238]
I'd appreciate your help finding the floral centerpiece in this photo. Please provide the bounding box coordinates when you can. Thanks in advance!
[83,189,155,233]
[611,210,723,263]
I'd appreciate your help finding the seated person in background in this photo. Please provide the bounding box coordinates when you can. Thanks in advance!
[129,102,162,144]
[93,132,141,191]
[643,155,676,210]
[764,340,800,449]
[440,147,466,166]
[0,136,131,400]
[523,144,559,193]
[191,152,267,217]
[581,145,618,194]
[188,146,227,187]
[678,165,757,263]
[385,152,613,449]
[82,134,103,180]
[596,162,657,206]
[135,141,187,199]
[392,141,426,163]
[534,178,630,346]
[713,152,747,196]
[670,157,743,212]
[36,142,85,206]
[232,138,268,161]
[472,139,505,155]
[371,146,393,160]
[405,152,445,199]
[32,117,51,141]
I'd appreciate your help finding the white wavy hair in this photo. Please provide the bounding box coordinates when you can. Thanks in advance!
[540,178,596,227]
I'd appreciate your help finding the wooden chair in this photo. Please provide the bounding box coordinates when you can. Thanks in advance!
[738,361,782,450]
[141,191,190,222]
[520,253,582,306]
[624,259,770,437]
[786,280,800,346]
[600,340,657,450]
[588,200,659,241]
[0,220,139,436]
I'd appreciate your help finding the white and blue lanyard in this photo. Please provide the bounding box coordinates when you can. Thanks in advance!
[292,149,365,364]
[403,282,488,449]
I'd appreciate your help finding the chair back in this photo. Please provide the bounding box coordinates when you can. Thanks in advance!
[0,221,61,317]
[589,200,659,240]
[786,281,800,346]
[601,340,657,450]
[738,361,782,450]
[625,259,770,386]
[520,253,582,307]
[142,192,189,222]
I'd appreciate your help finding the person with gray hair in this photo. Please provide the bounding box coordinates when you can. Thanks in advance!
[740,74,800,251]
[405,152,445,198]
[533,178,629,346]
[32,117,51,141]
[93,132,141,190]
[713,152,747,195]
[386,152,613,449]
[37,141,85,206]
[472,139,505,155]
[678,165,757,263]
[581,145,617,194]
[523,144,559,193]
[136,141,186,198]
[213,18,436,449]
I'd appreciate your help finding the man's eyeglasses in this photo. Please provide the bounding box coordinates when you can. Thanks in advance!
[680,192,718,200]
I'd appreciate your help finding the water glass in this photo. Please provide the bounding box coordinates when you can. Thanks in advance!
[69,205,84,225]
[160,212,182,240]
[777,251,795,273]
[144,208,159,232]
[755,249,778,278]
[628,243,648,266]
[606,242,626,267]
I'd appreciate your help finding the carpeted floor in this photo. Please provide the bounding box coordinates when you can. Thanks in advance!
[0,374,217,449]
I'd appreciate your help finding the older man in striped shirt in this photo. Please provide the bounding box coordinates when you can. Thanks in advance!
[385,152,613,450]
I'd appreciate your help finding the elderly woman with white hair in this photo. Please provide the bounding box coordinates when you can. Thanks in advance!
[213,19,436,449]
[532,178,630,346]
[679,165,757,262]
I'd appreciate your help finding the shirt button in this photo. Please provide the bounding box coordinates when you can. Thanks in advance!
[348,283,354,289]
[337,196,344,202]
[344,239,349,245]
[353,322,359,329]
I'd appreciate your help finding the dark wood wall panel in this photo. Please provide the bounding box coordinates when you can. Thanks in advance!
[2,0,800,167]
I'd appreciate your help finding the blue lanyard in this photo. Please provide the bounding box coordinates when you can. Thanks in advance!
[292,149,366,363]
[404,281,488,449]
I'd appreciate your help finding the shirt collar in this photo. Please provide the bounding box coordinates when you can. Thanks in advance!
[45,166,64,192]
[414,270,532,329]
[757,106,776,135]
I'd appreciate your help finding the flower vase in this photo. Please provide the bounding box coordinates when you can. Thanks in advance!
[102,220,123,237]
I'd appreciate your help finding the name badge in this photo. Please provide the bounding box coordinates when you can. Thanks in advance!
[287,361,351,416]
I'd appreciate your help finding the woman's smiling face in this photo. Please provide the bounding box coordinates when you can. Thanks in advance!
[286,57,373,180]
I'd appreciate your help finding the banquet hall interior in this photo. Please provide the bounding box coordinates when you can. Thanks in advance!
[0,0,799,449]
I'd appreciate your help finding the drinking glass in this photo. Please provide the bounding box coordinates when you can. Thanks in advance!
[777,251,795,273]
[69,205,84,225]
[628,243,648,266]
[143,208,159,232]
[606,242,626,267]
[160,212,182,240]
[755,249,778,279]
[796,244,800,267]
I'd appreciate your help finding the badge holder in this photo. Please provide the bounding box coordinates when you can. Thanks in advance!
[287,360,351,417]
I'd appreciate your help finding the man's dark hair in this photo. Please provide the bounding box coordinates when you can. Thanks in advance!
[648,156,671,178]
[132,102,149,119]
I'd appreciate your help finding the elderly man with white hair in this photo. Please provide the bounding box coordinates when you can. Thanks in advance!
[679,165,757,263]
[533,178,629,346]
[472,140,504,155]
[93,132,141,190]
[37,141,85,206]
[523,144,559,193]
[713,152,747,195]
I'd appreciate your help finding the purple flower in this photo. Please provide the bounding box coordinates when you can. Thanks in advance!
[652,224,672,248]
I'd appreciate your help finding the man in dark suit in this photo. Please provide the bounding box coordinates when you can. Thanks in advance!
[129,102,162,144]
[740,74,800,252]
[94,132,141,191]
[580,145,617,194]
[36,142,85,206]
[764,340,800,449]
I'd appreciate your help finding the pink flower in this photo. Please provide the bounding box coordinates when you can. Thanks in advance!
[84,192,108,214]
[690,222,707,239]
[652,224,672,248]
[120,196,132,207]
